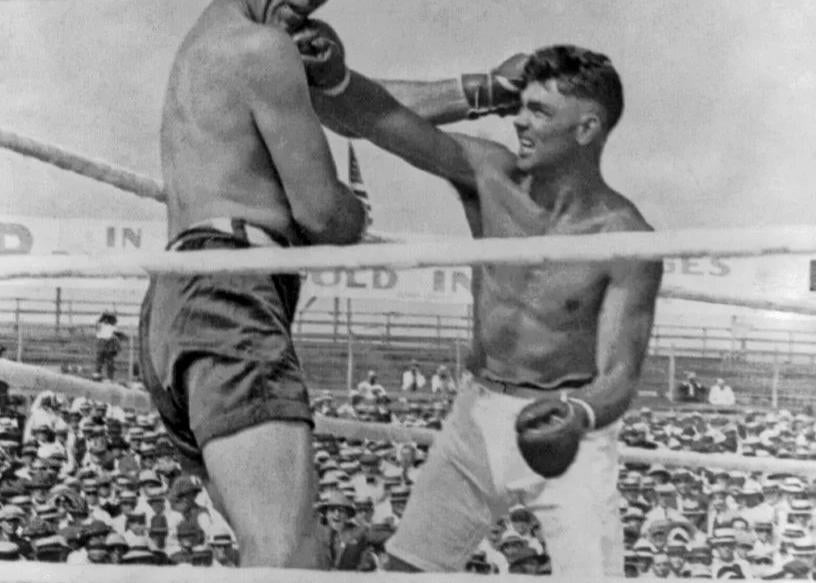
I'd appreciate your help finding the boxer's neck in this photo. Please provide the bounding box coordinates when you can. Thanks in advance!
[527,157,605,218]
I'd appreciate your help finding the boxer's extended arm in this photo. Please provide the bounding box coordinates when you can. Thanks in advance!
[312,79,466,137]
[579,255,663,429]
[317,67,525,134]
[373,53,529,123]
[374,79,469,126]
[313,71,477,189]
[248,32,365,244]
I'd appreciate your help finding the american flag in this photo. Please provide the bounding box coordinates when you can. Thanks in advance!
[348,141,372,226]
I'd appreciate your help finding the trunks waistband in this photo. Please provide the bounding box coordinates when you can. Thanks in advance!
[474,371,594,400]
[168,218,290,251]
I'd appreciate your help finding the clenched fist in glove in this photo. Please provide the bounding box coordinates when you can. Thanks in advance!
[461,52,529,119]
[292,19,350,95]
[515,398,589,478]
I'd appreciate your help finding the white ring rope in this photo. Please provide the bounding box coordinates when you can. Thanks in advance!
[0,128,167,203]
[1,226,816,281]
[3,359,816,477]
[4,562,644,582]
[0,128,402,244]
[659,286,816,317]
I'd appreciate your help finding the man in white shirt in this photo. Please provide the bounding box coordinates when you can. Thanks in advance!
[708,379,735,406]
[94,311,123,381]
[430,365,457,395]
[719,383,736,406]
[401,361,426,393]
[357,371,387,400]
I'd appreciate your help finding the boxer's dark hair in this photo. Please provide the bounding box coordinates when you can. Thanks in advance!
[523,45,624,131]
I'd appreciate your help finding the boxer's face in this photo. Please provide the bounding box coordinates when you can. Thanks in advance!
[264,0,328,31]
[514,79,602,173]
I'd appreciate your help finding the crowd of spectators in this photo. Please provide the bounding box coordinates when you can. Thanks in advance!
[0,391,236,566]
[3,365,816,578]
[619,406,816,578]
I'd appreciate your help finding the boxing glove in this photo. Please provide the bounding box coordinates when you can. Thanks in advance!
[515,398,585,478]
[293,19,350,95]
[461,52,529,119]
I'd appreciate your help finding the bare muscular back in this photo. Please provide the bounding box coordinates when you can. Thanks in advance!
[162,1,337,243]
[460,142,653,388]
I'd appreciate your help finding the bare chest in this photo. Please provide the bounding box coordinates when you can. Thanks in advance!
[478,261,608,321]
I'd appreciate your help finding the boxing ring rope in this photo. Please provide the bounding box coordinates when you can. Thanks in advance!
[0,128,399,244]
[659,286,816,317]
[3,358,816,478]
[0,129,167,204]
[2,225,816,281]
[0,562,670,583]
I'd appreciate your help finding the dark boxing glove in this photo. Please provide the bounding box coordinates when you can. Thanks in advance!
[293,19,350,95]
[461,52,529,119]
[515,398,585,478]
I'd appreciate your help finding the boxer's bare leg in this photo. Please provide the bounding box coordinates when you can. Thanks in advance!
[203,421,320,568]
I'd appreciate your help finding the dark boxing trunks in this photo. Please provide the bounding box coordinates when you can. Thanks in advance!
[138,221,312,475]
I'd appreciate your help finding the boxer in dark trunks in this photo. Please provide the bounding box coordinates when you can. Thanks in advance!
[138,0,366,568]
[294,23,663,576]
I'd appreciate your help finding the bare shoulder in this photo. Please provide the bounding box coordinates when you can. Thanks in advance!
[597,190,654,234]
[448,133,516,174]
[598,191,663,284]
[199,24,303,92]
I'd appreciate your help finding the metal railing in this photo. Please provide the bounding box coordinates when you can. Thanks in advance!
[0,295,815,363]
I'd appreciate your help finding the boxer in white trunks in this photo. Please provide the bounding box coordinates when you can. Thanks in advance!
[294,22,663,577]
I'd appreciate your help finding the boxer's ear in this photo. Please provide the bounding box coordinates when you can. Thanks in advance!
[575,111,603,146]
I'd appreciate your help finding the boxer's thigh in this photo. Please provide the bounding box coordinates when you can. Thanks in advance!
[525,421,622,577]
[386,384,496,571]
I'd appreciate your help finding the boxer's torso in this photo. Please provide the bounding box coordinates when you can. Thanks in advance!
[161,1,302,243]
[458,140,651,388]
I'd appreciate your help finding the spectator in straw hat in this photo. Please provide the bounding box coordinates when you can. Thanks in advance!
[0,541,20,562]
[209,526,238,567]
[317,490,369,570]
[0,504,25,539]
[105,532,129,564]
[508,505,545,554]
[710,527,750,579]
[642,483,687,533]
[465,550,496,574]
[167,476,211,546]
[737,480,775,527]
[120,536,159,566]
[706,484,740,535]
[123,512,149,547]
[507,546,551,575]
